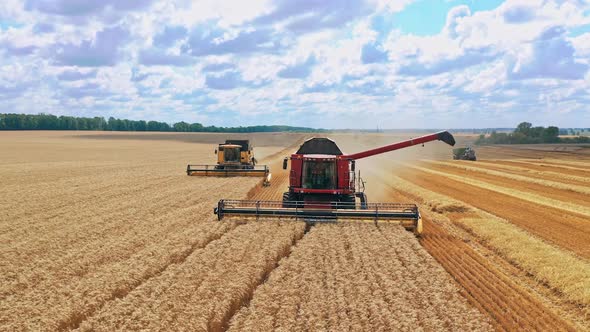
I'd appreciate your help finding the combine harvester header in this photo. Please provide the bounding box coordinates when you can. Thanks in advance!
[214,131,455,235]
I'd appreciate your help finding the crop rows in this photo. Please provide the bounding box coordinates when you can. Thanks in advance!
[405,163,590,217]
[521,158,590,169]
[0,136,271,330]
[472,160,590,185]
[426,160,590,196]
[77,222,305,331]
[486,159,590,177]
[230,223,491,331]
[420,221,575,332]
[397,165,590,258]
[3,132,586,331]
[0,175,262,330]
[361,163,586,330]
[475,146,590,161]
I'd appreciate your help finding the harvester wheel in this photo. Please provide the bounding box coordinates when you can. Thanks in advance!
[282,192,301,208]
[338,195,356,209]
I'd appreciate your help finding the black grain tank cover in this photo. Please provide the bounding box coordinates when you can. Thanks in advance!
[295,137,343,155]
[225,140,250,151]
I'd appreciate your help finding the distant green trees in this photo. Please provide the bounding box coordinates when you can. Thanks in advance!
[476,122,589,144]
[0,113,321,133]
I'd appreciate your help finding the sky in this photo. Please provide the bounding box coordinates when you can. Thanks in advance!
[0,0,589,129]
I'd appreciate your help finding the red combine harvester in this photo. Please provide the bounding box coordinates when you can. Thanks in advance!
[214,131,455,235]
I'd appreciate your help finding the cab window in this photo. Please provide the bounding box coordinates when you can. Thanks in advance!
[302,160,336,189]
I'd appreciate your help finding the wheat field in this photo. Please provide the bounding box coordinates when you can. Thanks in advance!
[1,131,588,331]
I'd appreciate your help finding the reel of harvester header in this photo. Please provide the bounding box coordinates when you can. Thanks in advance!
[187,139,271,186]
[214,131,455,235]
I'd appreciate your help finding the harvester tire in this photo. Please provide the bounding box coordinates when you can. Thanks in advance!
[282,192,301,208]
[338,195,356,209]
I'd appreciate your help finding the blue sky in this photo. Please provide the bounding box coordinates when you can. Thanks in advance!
[0,0,589,129]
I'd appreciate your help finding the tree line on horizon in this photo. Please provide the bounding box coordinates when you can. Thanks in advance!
[0,113,322,133]
[475,122,590,144]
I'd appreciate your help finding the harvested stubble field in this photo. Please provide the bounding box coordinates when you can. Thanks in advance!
[1,131,588,331]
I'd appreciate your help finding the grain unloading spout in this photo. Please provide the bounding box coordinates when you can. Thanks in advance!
[344,131,456,160]
[436,130,456,147]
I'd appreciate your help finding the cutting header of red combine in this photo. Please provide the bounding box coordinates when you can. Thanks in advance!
[214,131,455,235]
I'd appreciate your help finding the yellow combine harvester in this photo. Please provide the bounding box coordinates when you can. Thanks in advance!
[187,140,271,185]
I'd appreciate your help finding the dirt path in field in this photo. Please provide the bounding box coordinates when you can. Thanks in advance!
[396,167,590,259]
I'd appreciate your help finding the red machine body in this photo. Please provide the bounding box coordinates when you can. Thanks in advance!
[282,131,455,206]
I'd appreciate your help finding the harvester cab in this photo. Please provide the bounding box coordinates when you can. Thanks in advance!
[214,131,456,236]
[187,139,271,185]
[216,144,242,165]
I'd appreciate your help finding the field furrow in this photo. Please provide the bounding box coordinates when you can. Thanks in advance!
[477,146,590,161]
[376,173,590,321]
[537,158,590,167]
